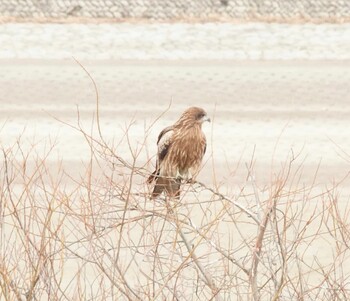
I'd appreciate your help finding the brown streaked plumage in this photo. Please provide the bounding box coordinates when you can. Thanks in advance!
[148,107,210,199]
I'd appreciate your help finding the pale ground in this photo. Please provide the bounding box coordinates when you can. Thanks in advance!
[1,59,350,189]
[1,22,350,298]
[1,22,350,60]
[1,22,350,189]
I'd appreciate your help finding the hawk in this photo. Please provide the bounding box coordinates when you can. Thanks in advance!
[148,107,210,198]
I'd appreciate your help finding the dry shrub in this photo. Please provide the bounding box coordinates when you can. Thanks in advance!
[0,64,349,301]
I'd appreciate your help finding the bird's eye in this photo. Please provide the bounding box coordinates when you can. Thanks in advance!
[197,113,205,119]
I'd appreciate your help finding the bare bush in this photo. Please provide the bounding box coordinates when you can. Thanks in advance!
[1,64,349,300]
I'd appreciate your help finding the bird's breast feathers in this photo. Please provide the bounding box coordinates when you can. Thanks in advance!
[159,127,206,179]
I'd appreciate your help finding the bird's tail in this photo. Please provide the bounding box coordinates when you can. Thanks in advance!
[151,177,181,199]
[147,169,159,184]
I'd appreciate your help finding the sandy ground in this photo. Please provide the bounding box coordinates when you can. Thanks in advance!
[1,22,350,60]
[1,22,350,298]
[1,59,350,190]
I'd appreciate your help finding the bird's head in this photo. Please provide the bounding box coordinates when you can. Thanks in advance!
[182,107,211,125]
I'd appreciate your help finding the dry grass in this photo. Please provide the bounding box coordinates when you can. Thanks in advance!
[0,64,350,301]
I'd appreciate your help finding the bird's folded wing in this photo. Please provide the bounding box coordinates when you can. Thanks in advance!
[157,125,174,163]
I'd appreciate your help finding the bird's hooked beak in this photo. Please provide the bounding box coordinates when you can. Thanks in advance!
[203,115,211,123]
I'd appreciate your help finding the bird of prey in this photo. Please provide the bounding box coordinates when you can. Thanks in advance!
[148,107,210,199]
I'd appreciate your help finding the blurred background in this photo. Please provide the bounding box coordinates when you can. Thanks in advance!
[2,3,350,300]
[0,0,350,186]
